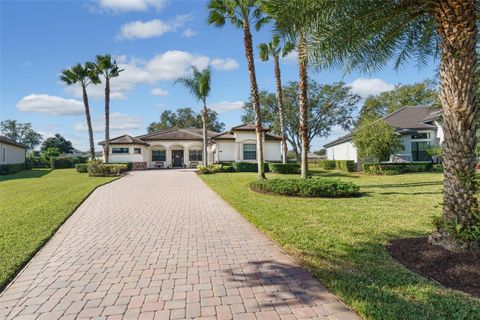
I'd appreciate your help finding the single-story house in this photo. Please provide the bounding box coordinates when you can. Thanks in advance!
[324,105,443,163]
[99,124,282,169]
[0,135,27,165]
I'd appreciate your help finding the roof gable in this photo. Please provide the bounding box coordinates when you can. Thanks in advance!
[0,136,27,149]
[137,128,218,141]
[98,134,148,146]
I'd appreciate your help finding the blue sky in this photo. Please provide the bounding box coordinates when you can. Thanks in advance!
[0,0,438,151]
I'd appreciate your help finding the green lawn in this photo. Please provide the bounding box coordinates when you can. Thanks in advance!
[0,169,118,290]
[201,170,480,320]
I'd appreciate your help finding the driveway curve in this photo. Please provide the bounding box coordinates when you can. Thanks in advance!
[0,169,358,320]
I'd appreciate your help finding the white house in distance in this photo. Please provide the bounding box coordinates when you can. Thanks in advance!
[99,124,282,169]
[324,105,443,163]
[0,135,26,165]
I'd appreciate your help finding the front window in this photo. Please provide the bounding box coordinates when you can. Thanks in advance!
[243,144,256,160]
[152,150,166,161]
[412,141,430,161]
[412,132,430,140]
[189,149,202,161]
[134,148,142,154]
[112,147,129,154]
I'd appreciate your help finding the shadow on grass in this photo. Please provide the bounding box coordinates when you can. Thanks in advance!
[309,170,360,179]
[362,181,443,189]
[0,169,52,182]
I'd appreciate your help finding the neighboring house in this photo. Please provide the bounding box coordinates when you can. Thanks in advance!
[99,124,282,169]
[307,152,325,162]
[0,135,27,165]
[324,105,443,163]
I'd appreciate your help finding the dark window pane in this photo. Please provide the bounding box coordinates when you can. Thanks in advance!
[134,148,142,154]
[412,132,429,139]
[112,148,129,154]
[189,149,202,161]
[243,144,256,160]
[412,142,431,161]
[152,150,166,161]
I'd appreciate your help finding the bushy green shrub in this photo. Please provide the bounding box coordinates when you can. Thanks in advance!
[197,164,228,174]
[317,160,336,170]
[0,163,25,175]
[433,164,443,172]
[110,162,132,171]
[51,156,88,169]
[221,165,235,172]
[335,160,356,172]
[250,178,360,198]
[362,162,433,175]
[232,162,270,172]
[75,163,88,173]
[87,160,127,177]
[268,163,300,174]
[26,154,49,168]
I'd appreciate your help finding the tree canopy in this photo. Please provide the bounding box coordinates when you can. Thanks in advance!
[0,119,42,150]
[41,134,74,154]
[147,108,225,133]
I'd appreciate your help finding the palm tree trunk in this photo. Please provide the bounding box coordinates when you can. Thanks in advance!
[243,23,266,179]
[430,0,478,249]
[81,84,95,160]
[298,32,309,179]
[104,76,110,163]
[202,103,208,166]
[274,56,288,164]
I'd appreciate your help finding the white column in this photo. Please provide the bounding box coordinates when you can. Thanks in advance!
[184,148,189,167]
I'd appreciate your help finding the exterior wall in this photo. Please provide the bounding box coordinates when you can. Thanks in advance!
[0,143,26,165]
[326,141,357,161]
[144,140,210,168]
[108,144,147,163]
[264,141,282,161]
[215,140,235,162]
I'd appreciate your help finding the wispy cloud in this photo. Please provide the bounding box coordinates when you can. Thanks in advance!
[16,94,84,115]
[151,88,168,96]
[118,14,193,40]
[349,78,395,98]
[74,112,142,132]
[211,58,239,71]
[96,0,166,13]
[209,101,244,113]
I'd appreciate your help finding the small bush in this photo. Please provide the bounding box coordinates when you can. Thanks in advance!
[433,164,443,172]
[250,178,360,198]
[318,160,336,170]
[268,163,300,174]
[197,164,226,174]
[75,163,88,173]
[110,162,132,171]
[232,162,270,173]
[51,156,88,169]
[335,160,356,172]
[362,162,433,175]
[221,165,235,172]
[87,160,127,177]
[0,163,25,175]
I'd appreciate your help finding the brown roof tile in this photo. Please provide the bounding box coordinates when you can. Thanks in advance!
[98,134,149,146]
[0,136,27,148]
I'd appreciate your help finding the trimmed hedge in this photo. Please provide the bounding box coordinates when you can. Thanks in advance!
[51,156,88,169]
[335,160,356,172]
[363,162,433,175]
[250,178,360,198]
[111,162,133,171]
[318,160,336,170]
[232,162,270,172]
[0,163,25,175]
[87,160,127,177]
[75,163,88,173]
[197,164,234,174]
[268,163,300,174]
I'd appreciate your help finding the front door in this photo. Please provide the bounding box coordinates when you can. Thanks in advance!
[172,150,184,167]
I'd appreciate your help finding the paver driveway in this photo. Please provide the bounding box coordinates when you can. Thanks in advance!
[0,170,358,320]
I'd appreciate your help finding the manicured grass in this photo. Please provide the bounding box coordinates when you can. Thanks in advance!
[201,170,480,320]
[0,169,118,290]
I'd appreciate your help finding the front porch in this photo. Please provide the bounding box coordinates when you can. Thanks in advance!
[147,143,210,169]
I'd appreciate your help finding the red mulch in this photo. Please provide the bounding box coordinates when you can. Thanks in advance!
[388,237,480,298]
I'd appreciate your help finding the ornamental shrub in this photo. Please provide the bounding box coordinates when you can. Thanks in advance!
[362,162,433,175]
[87,160,127,177]
[0,163,25,175]
[232,162,270,172]
[111,162,133,171]
[250,178,360,198]
[51,156,88,169]
[335,160,356,172]
[317,160,336,170]
[268,163,300,174]
[75,164,88,173]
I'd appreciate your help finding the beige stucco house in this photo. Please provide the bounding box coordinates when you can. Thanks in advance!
[0,136,27,165]
[99,124,282,169]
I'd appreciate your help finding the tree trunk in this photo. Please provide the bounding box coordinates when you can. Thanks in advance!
[430,0,478,249]
[243,22,266,179]
[298,32,309,179]
[82,84,95,160]
[202,103,208,166]
[104,76,110,163]
[274,56,288,164]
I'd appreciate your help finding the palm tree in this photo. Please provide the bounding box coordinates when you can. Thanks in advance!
[94,54,123,163]
[304,0,478,249]
[175,67,212,166]
[265,0,315,179]
[60,63,100,160]
[208,0,269,179]
[258,35,294,164]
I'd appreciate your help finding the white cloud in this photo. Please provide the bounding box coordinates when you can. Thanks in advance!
[349,78,395,98]
[16,94,84,115]
[209,101,244,113]
[75,112,142,133]
[118,14,193,40]
[181,28,197,38]
[211,58,239,71]
[64,51,237,101]
[280,50,298,64]
[151,88,168,96]
[97,0,166,12]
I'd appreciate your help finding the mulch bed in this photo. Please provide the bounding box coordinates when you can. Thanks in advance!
[388,237,480,298]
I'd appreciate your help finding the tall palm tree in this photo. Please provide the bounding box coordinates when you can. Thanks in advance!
[258,35,294,164]
[265,0,315,179]
[94,54,123,163]
[175,67,212,166]
[305,0,478,249]
[60,63,100,160]
[208,0,269,179]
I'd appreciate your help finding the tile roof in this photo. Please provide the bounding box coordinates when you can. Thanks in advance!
[230,124,270,132]
[98,134,149,146]
[137,128,218,141]
[0,135,27,148]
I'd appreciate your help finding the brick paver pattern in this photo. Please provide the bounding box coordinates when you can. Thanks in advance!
[0,170,359,320]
